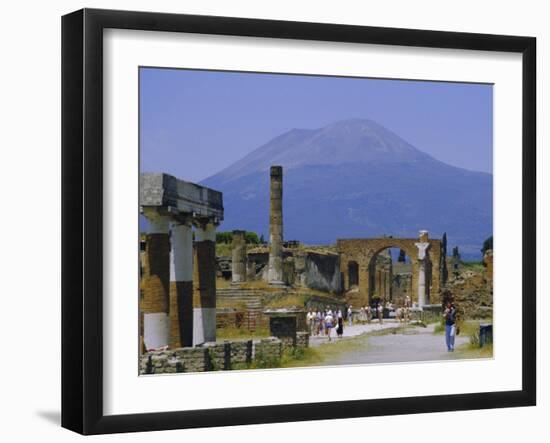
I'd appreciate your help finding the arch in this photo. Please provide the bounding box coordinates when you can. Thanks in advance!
[336,237,442,307]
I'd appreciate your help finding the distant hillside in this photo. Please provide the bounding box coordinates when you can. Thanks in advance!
[199,119,492,259]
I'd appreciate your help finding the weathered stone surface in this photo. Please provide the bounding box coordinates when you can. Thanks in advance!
[140,336,289,374]
[231,230,247,283]
[268,166,284,284]
[140,172,223,222]
[337,236,442,306]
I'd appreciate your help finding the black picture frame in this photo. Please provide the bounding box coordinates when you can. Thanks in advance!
[61,8,536,435]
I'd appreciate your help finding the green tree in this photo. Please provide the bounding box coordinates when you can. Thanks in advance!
[245,231,260,244]
[481,235,493,254]
[216,231,233,244]
[452,246,460,259]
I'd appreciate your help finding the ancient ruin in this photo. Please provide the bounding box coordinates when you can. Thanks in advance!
[139,172,223,350]
[337,232,442,308]
[139,165,491,374]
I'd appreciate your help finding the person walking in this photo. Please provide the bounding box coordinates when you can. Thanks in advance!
[366,305,372,324]
[443,301,458,351]
[336,309,344,338]
[347,305,353,327]
[377,303,384,324]
[324,311,334,341]
[306,309,314,335]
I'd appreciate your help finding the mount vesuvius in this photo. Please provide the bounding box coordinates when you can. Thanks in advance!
[200,119,492,259]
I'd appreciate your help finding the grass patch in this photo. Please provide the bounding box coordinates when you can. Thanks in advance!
[280,336,369,368]
[263,290,343,309]
[433,319,484,336]
[461,261,485,271]
[264,293,308,309]
[216,326,270,341]
[453,342,493,359]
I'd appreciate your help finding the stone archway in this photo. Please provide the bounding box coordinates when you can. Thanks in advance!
[336,231,442,308]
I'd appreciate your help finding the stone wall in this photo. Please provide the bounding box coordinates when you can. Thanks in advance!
[296,331,309,349]
[139,335,303,375]
[302,252,341,292]
[140,347,210,374]
[244,249,341,293]
[215,308,269,331]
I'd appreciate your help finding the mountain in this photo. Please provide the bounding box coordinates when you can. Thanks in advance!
[201,119,492,259]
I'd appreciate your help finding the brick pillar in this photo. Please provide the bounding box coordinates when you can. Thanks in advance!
[169,219,194,348]
[193,222,217,346]
[141,211,170,350]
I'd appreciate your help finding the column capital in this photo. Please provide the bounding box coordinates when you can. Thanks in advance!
[194,220,217,242]
[142,207,170,234]
[415,242,430,260]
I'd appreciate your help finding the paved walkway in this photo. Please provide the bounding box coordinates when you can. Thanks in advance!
[309,320,404,347]
[315,323,471,365]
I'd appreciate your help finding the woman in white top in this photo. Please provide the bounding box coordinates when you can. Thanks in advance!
[324,312,334,341]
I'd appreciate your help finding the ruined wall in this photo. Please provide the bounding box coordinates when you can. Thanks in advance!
[302,252,341,292]
[244,249,341,293]
[392,272,413,304]
[140,337,292,374]
[337,237,442,306]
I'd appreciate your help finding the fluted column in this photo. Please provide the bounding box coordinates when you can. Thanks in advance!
[169,219,194,348]
[141,209,170,350]
[268,166,284,285]
[193,222,217,346]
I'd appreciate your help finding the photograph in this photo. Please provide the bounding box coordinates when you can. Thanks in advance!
[138,67,494,375]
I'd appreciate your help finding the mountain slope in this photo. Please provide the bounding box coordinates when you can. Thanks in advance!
[201,119,492,258]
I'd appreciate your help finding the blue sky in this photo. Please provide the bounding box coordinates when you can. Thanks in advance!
[140,67,493,183]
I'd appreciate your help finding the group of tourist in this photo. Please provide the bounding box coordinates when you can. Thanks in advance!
[355,304,383,324]
[306,308,345,341]
[306,298,460,352]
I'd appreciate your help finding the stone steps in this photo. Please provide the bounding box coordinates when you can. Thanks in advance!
[217,288,265,314]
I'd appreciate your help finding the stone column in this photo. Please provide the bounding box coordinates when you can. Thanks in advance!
[267,165,284,285]
[246,260,257,281]
[169,219,194,348]
[193,221,217,346]
[141,209,170,351]
[415,230,430,309]
[231,230,247,284]
[385,270,391,301]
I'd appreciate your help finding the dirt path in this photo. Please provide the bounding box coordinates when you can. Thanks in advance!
[321,324,470,366]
